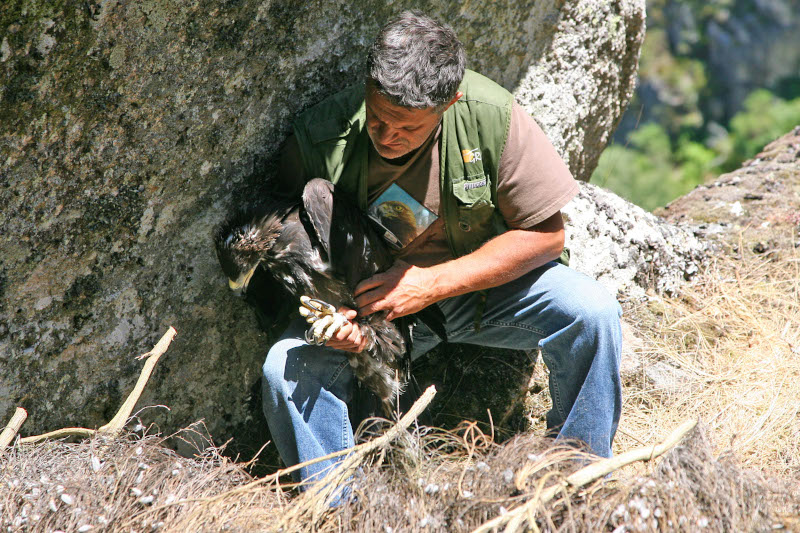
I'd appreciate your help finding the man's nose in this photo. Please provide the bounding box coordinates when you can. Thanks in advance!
[374,122,398,143]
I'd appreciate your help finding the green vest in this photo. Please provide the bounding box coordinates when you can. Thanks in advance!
[292,70,512,258]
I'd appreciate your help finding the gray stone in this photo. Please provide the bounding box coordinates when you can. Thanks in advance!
[563,182,706,300]
[512,0,646,181]
[0,0,644,450]
[644,360,694,394]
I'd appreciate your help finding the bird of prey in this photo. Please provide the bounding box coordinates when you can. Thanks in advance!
[214,178,445,414]
[370,200,418,247]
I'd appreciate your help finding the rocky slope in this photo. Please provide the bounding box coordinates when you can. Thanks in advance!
[659,126,800,246]
[0,0,652,453]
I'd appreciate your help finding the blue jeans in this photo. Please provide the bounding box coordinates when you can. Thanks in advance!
[262,262,623,484]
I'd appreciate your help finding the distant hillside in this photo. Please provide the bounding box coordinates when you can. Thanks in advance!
[595,0,800,210]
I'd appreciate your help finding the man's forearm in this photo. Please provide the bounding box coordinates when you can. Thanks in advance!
[355,211,565,320]
[425,222,564,303]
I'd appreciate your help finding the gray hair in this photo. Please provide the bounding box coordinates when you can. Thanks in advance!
[367,11,466,110]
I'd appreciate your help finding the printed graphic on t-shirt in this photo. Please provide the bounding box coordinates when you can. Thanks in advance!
[367,183,437,249]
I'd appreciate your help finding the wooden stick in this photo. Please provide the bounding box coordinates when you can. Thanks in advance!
[472,418,699,533]
[18,327,176,445]
[17,427,96,445]
[0,408,28,449]
[99,326,177,436]
[120,385,439,527]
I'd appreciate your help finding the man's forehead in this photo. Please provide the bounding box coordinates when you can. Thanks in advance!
[365,85,438,122]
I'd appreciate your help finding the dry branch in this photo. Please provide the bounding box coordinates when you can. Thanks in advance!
[276,385,438,529]
[0,407,28,449]
[99,326,177,437]
[473,417,699,533]
[16,326,177,445]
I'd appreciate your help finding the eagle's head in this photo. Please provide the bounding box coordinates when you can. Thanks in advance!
[213,210,284,295]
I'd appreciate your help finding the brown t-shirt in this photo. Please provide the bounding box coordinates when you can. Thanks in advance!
[277,101,578,267]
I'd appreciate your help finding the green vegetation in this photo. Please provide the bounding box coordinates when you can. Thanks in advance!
[718,90,800,171]
[594,91,800,211]
[594,0,800,211]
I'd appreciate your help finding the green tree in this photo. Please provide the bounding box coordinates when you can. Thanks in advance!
[593,123,701,211]
[721,90,800,171]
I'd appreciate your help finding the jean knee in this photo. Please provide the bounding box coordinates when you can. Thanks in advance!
[584,286,622,326]
[567,282,623,369]
[262,340,293,390]
[560,276,620,324]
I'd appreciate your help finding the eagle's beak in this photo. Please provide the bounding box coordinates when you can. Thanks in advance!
[228,267,256,296]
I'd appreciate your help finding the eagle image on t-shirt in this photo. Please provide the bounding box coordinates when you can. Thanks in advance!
[367,183,437,250]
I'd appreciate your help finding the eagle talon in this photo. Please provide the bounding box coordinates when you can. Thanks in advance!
[300,296,337,316]
[299,296,349,346]
[305,330,328,345]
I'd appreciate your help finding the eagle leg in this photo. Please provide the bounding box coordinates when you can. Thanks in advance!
[299,296,350,346]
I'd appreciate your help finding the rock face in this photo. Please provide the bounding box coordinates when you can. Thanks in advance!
[563,183,706,299]
[511,0,645,182]
[704,0,800,121]
[660,126,800,244]
[0,0,645,451]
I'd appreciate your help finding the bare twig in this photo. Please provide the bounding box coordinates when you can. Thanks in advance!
[17,327,177,445]
[277,385,437,529]
[0,407,28,449]
[99,326,177,436]
[473,418,699,533]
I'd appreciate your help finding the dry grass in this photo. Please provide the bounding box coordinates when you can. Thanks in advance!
[3,228,800,531]
[2,417,795,532]
[616,230,800,481]
[0,423,280,532]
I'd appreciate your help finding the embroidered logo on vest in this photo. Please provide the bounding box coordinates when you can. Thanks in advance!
[463,177,488,191]
[461,148,482,163]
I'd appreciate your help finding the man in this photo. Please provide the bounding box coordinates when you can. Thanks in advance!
[263,11,622,486]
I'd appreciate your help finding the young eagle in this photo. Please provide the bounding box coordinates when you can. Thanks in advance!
[213,178,444,413]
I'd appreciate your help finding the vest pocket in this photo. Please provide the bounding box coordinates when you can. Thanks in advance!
[450,174,498,254]
[452,174,492,205]
[454,201,497,253]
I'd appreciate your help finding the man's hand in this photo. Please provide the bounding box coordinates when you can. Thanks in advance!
[354,260,438,320]
[354,215,566,322]
[321,307,369,353]
[298,299,368,353]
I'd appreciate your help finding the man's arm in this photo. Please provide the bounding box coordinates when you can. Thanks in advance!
[324,212,564,352]
[356,211,565,320]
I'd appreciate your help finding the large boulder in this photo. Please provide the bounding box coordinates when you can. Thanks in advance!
[563,182,706,299]
[0,0,644,453]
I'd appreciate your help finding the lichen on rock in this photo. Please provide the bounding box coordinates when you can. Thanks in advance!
[563,183,706,299]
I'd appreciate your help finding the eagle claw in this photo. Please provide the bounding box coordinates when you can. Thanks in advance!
[299,296,350,346]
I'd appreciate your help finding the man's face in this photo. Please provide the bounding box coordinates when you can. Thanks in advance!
[365,86,461,160]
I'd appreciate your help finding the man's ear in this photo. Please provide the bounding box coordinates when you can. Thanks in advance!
[441,91,463,113]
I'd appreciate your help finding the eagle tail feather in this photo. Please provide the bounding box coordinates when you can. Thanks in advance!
[356,316,407,416]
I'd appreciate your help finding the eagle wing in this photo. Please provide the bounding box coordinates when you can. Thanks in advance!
[301,178,394,290]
